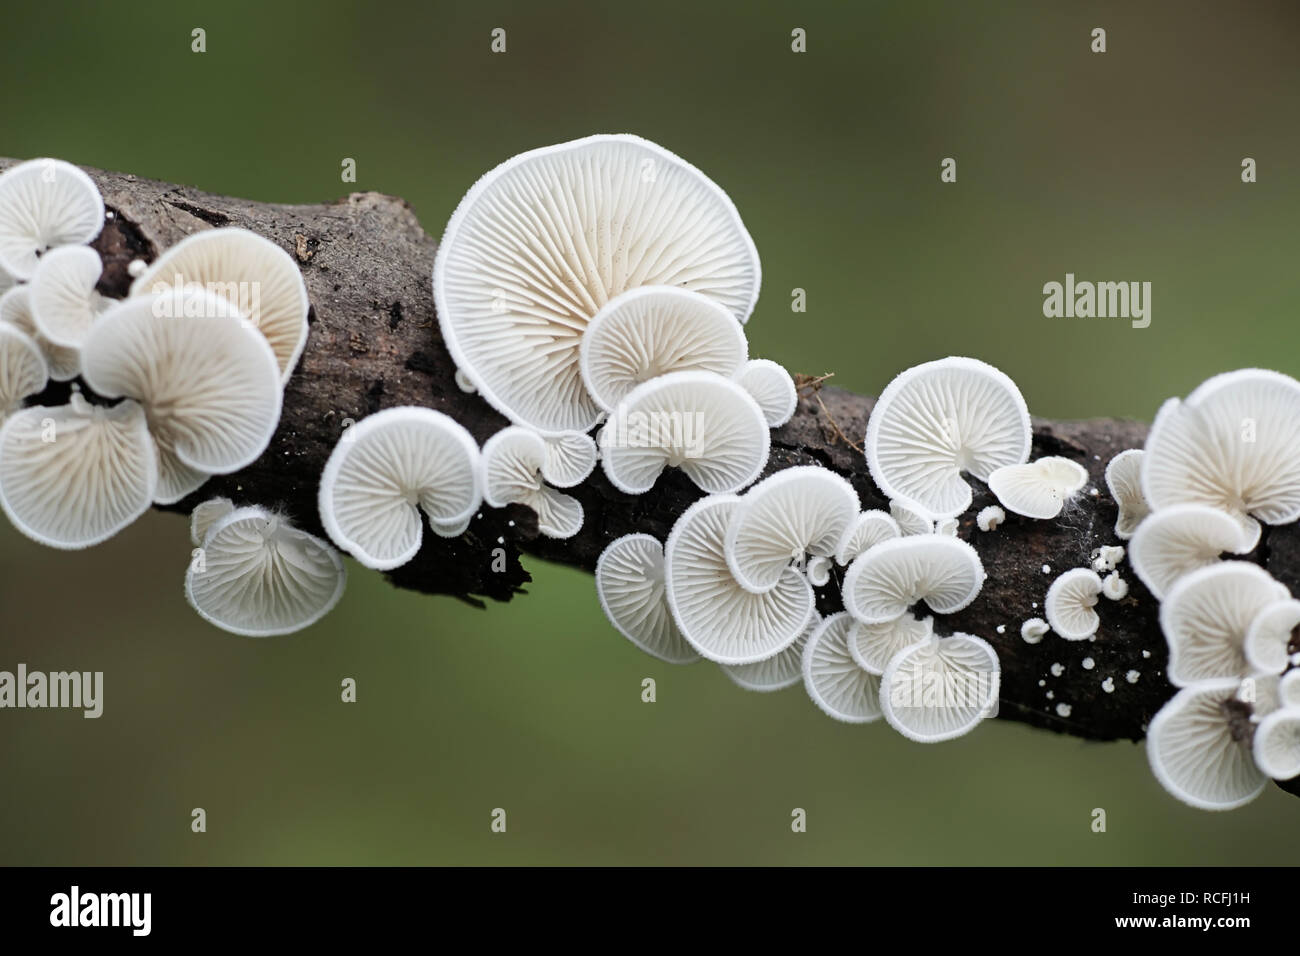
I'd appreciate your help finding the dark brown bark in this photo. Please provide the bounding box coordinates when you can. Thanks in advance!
[9,159,1298,783]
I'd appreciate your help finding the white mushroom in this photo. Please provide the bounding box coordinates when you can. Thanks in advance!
[1146,678,1266,811]
[834,509,900,564]
[595,533,699,664]
[1020,617,1049,644]
[801,612,883,723]
[889,498,933,535]
[1280,670,1300,709]
[599,370,768,495]
[186,506,346,637]
[190,496,235,546]
[81,291,284,504]
[1044,568,1103,641]
[987,456,1088,520]
[1090,544,1125,573]
[578,286,747,412]
[318,406,483,569]
[879,633,1000,742]
[806,555,832,587]
[1252,707,1300,780]
[454,368,477,393]
[0,393,157,549]
[1101,572,1129,601]
[1160,562,1289,686]
[935,516,959,536]
[1127,503,1251,600]
[846,611,934,675]
[482,425,582,539]
[724,465,859,593]
[1243,599,1300,676]
[0,158,104,279]
[1104,448,1148,539]
[29,245,107,348]
[0,287,80,381]
[722,612,819,693]
[663,494,813,665]
[0,323,47,418]
[734,359,797,428]
[433,134,760,434]
[1143,369,1300,549]
[865,357,1031,520]
[842,534,985,625]
[540,430,597,488]
[976,505,1005,532]
[130,227,310,383]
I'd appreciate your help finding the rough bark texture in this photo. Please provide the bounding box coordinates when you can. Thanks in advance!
[8,160,1298,787]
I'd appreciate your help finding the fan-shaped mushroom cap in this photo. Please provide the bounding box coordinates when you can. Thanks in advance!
[0,393,157,549]
[734,359,797,428]
[81,292,283,504]
[319,406,483,569]
[722,612,819,692]
[1044,568,1103,641]
[578,286,747,412]
[1279,671,1300,709]
[846,611,934,675]
[1102,572,1129,601]
[1161,562,1289,687]
[130,227,310,383]
[0,159,104,279]
[1244,598,1300,676]
[890,498,932,535]
[540,430,597,488]
[1146,678,1266,810]
[835,509,900,564]
[1020,617,1049,643]
[186,506,346,637]
[724,466,859,593]
[29,245,106,348]
[801,612,883,723]
[880,633,1000,742]
[663,494,813,665]
[482,425,583,539]
[865,357,1031,520]
[842,534,985,625]
[599,370,768,495]
[0,323,47,418]
[433,134,761,434]
[1128,503,1252,600]
[987,456,1088,520]
[1252,707,1300,781]
[1104,448,1148,539]
[190,496,235,546]
[1143,369,1300,549]
[0,287,79,381]
[595,533,699,665]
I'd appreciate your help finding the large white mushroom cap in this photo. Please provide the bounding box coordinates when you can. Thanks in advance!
[0,392,157,549]
[987,456,1088,520]
[599,370,769,495]
[734,359,797,428]
[801,612,883,723]
[0,287,80,381]
[433,134,761,435]
[663,494,813,665]
[1104,448,1148,539]
[187,505,346,637]
[841,534,985,625]
[1044,568,1103,641]
[722,612,819,692]
[724,465,860,593]
[1127,503,1251,600]
[578,285,747,412]
[595,533,699,664]
[1253,707,1300,781]
[319,406,483,570]
[0,323,48,418]
[1161,562,1289,686]
[81,291,283,504]
[879,633,1000,742]
[846,611,934,675]
[1243,598,1300,675]
[835,509,900,564]
[481,425,583,539]
[1146,678,1266,810]
[1143,369,1300,549]
[865,357,1031,520]
[29,245,107,349]
[130,227,310,383]
[0,159,104,279]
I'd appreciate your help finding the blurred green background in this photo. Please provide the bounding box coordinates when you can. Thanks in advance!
[2,0,1299,864]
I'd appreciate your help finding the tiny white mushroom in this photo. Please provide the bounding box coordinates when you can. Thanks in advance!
[1146,678,1267,811]
[540,430,597,488]
[1280,670,1300,709]
[1102,572,1128,601]
[0,158,104,279]
[865,357,1031,520]
[834,509,900,564]
[842,534,985,625]
[318,406,483,569]
[454,368,477,393]
[190,496,235,546]
[846,611,934,675]
[0,286,80,381]
[186,506,346,637]
[599,370,768,495]
[806,555,832,587]
[1128,503,1251,600]
[733,358,797,428]
[1020,617,1049,643]
[723,612,819,692]
[1252,707,1300,781]
[29,245,108,349]
[126,258,147,279]
[1044,568,1103,641]
[801,612,883,723]
[879,633,1000,742]
[987,456,1088,520]
[481,426,582,539]
[595,533,699,665]
[1243,598,1300,676]
[1104,449,1148,539]
[1090,544,1125,573]
[0,323,48,418]
[976,505,1005,531]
